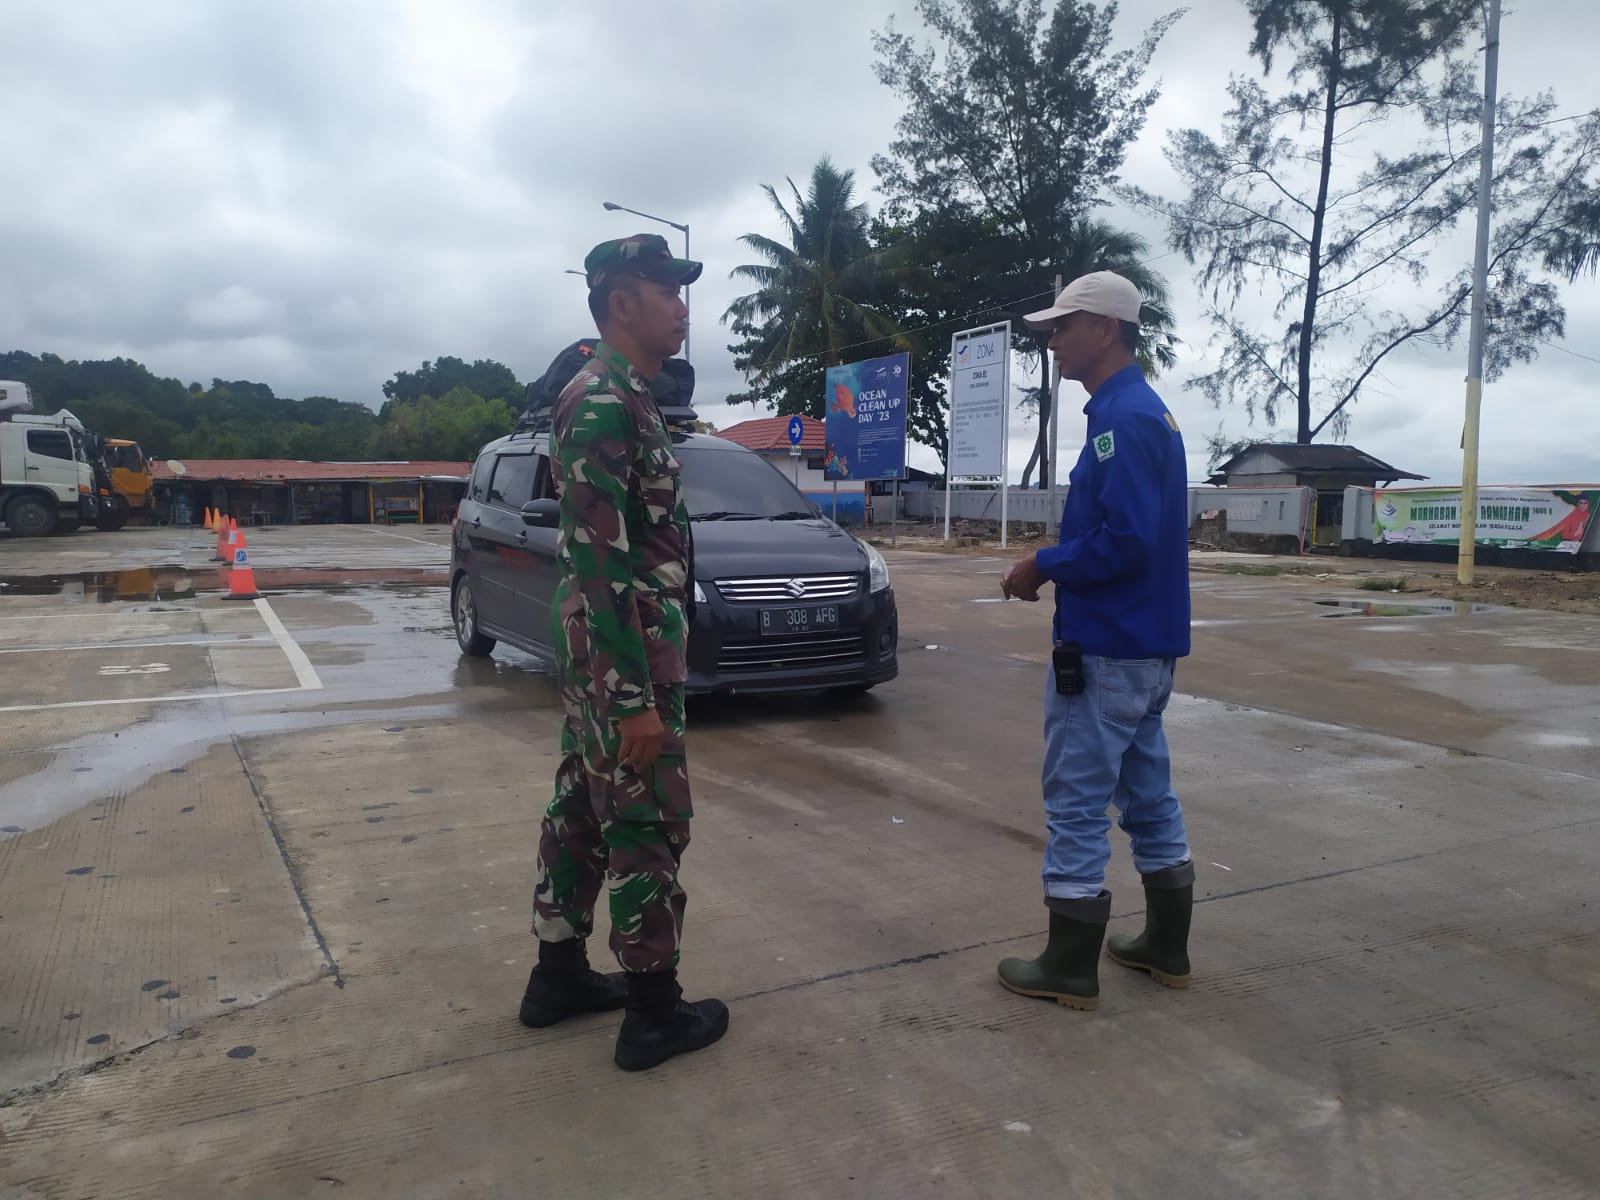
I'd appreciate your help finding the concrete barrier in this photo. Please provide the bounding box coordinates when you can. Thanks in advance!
[904,484,1316,552]
[902,488,1064,524]
[1189,486,1312,553]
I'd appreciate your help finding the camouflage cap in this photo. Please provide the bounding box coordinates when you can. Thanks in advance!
[584,233,702,290]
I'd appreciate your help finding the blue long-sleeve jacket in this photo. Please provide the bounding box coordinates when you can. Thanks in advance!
[1035,365,1191,658]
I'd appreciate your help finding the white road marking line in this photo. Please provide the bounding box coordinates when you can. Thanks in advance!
[0,637,274,655]
[363,526,444,547]
[0,609,203,623]
[0,598,320,711]
[253,597,323,691]
[0,686,307,714]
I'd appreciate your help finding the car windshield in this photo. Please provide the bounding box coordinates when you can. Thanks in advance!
[106,445,145,472]
[675,443,814,521]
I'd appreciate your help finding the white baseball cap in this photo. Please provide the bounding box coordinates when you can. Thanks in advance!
[1023,271,1143,329]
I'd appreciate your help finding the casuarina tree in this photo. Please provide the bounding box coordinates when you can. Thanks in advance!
[872,0,1182,478]
[1127,0,1600,443]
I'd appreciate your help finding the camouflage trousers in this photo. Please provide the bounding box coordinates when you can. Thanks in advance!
[532,684,692,973]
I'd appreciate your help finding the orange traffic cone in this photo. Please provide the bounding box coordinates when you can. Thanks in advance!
[212,515,233,561]
[223,530,260,601]
[202,507,213,531]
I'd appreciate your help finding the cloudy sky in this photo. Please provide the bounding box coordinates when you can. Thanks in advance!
[2,0,1596,486]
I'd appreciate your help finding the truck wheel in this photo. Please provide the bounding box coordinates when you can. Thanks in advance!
[97,495,130,531]
[5,495,58,537]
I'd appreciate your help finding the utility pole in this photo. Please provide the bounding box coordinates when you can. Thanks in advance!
[1045,273,1062,537]
[1458,0,1501,585]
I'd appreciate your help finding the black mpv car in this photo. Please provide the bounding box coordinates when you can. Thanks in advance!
[449,353,897,696]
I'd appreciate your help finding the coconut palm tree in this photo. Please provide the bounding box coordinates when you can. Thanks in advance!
[1050,216,1177,373]
[723,159,906,416]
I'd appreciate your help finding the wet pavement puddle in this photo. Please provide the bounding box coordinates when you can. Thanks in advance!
[1312,598,1503,618]
[0,566,448,602]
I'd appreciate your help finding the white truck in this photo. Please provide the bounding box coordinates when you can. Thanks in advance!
[0,380,99,537]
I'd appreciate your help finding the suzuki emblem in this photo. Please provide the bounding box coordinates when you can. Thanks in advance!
[785,579,807,599]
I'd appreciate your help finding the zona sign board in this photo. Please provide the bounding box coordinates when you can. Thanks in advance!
[948,323,1009,476]
[946,322,1012,545]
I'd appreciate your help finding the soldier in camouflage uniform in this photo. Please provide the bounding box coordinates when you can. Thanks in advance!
[519,233,729,1072]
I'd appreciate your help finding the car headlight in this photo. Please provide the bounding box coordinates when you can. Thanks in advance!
[864,542,890,594]
[693,580,706,604]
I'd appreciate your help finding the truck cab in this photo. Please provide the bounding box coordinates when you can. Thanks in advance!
[0,381,98,537]
[103,439,152,520]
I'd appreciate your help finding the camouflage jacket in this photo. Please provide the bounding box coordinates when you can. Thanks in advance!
[549,341,691,716]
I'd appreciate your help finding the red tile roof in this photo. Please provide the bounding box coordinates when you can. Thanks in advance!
[150,459,471,483]
[716,416,824,453]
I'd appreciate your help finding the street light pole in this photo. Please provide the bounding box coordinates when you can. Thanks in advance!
[603,200,692,363]
[1046,272,1061,538]
[1457,0,1501,585]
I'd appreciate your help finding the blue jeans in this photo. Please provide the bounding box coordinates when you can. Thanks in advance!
[1041,656,1191,901]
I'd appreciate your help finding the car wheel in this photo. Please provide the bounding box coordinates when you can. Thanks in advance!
[97,495,130,531]
[6,496,59,537]
[453,576,496,657]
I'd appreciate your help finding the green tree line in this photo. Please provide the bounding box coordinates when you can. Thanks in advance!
[0,350,521,463]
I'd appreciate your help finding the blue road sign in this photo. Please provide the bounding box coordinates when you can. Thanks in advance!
[787,415,804,446]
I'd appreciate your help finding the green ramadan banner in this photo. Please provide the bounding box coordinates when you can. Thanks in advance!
[1374,487,1599,554]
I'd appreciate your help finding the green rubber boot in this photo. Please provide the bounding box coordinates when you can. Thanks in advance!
[1106,863,1194,989]
[997,892,1110,1011]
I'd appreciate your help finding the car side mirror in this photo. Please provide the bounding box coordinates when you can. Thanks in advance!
[521,499,560,528]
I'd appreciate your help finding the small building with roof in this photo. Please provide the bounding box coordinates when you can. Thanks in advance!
[1208,443,1427,549]
[1207,443,1427,491]
[148,459,470,527]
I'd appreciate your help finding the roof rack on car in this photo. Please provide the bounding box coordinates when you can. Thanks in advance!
[517,340,698,437]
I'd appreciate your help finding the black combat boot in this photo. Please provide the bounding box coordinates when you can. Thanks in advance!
[613,969,729,1072]
[518,938,628,1028]
[1106,862,1195,989]
[996,892,1111,1011]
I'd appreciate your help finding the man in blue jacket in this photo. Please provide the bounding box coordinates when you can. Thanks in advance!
[997,271,1196,1011]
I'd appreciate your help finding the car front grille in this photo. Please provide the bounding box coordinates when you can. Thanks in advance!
[713,574,859,603]
[717,634,866,673]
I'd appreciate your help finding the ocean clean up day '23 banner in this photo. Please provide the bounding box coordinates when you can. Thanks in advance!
[823,352,909,482]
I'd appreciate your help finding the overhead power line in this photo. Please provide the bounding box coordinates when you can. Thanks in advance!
[754,288,1059,370]
[1537,338,1600,367]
